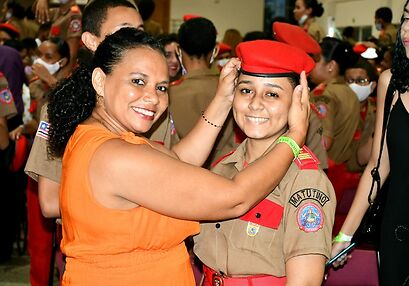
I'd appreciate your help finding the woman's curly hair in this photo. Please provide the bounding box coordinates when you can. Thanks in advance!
[390,0,409,94]
[47,28,165,158]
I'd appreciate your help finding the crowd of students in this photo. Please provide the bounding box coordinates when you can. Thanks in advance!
[0,0,407,285]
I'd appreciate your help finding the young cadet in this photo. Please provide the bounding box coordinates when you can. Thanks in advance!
[194,40,336,286]
[273,21,328,170]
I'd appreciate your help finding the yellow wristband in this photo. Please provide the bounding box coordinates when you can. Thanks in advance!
[333,231,353,243]
[276,136,301,158]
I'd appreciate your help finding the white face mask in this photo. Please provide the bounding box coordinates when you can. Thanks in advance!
[217,58,229,68]
[375,23,382,31]
[33,58,61,75]
[348,82,374,102]
[5,11,12,21]
[298,14,308,25]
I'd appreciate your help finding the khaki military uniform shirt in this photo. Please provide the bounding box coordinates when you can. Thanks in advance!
[345,97,376,172]
[0,74,17,119]
[169,68,237,166]
[306,109,328,169]
[194,139,336,277]
[25,104,61,183]
[49,5,82,40]
[7,18,39,39]
[311,79,360,164]
[305,18,325,43]
[379,23,397,48]
[144,109,180,148]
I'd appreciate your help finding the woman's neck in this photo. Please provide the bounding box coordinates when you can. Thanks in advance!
[90,106,127,135]
[245,135,282,164]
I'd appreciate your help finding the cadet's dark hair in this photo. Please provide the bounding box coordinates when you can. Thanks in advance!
[47,28,164,158]
[49,37,70,62]
[320,37,358,75]
[347,58,378,82]
[178,17,217,58]
[156,33,178,47]
[138,0,155,21]
[82,0,138,37]
[304,0,324,18]
[375,7,393,23]
[391,0,409,94]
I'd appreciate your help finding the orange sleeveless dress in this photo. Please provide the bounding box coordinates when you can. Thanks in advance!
[60,125,199,285]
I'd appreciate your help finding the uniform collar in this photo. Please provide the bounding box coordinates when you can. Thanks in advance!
[184,67,219,79]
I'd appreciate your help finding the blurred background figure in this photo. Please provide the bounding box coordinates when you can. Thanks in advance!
[221,28,242,57]
[375,6,397,48]
[157,33,181,83]
[293,0,325,42]
[342,26,357,47]
[138,0,163,36]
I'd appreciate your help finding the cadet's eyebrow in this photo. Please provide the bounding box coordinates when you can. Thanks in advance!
[264,83,283,90]
[237,80,253,85]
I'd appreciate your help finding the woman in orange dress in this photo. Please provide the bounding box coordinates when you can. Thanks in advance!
[47,28,310,285]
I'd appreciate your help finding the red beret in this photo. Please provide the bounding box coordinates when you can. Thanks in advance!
[183,14,202,22]
[218,42,232,55]
[236,40,315,76]
[272,22,320,55]
[353,43,368,55]
[0,23,20,38]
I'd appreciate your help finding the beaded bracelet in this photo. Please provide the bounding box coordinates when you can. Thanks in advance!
[333,231,353,243]
[276,136,301,158]
[201,111,223,128]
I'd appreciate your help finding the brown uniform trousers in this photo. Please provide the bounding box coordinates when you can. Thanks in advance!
[194,139,336,277]
[311,78,360,164]
[169,68,237,167]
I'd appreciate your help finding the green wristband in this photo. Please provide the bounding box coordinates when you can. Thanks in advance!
[333,231,353,243]
[276,136,301,158]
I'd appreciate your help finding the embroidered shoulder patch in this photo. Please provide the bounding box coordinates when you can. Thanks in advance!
[36,120,50,140]
[69,19,82,33]
[297,202,324,233]
[0,88,13,104]
[315,103,328,119]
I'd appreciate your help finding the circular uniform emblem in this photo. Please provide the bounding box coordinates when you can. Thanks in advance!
[316,103,328,119]
[297,202,323,233]
[69,19,82,33]
[0,88,13,104]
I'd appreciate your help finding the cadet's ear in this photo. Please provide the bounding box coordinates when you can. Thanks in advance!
[58,57,68,68]
[92,68,106,98]
[81,31,99,52]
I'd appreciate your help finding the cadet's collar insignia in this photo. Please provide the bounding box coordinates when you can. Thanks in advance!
[170,77,184,86]
[289,188,330,207]
[36,120,50,140]
[294,145,320,170]
[246,222,260,237]
[0,88,13,104]
[315,103,328,119]
[312,83,326,96]
[69,19,82,33]
[297,202,324,233]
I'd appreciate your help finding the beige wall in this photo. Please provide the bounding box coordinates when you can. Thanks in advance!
[169,0,264,41]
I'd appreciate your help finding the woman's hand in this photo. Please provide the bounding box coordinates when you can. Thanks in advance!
[9,125,24,141]
[287,71,310,146]
[216,57,241,105]
[330,241,352,268]
[33,0,50,24]
[32,64,57,87]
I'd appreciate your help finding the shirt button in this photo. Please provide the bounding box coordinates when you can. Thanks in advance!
[215,223,221,229]
[256,213,261,218]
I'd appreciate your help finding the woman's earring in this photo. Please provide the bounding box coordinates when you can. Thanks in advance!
[96,94,104,103]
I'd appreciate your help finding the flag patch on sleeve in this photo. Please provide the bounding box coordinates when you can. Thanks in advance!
[36,121,50,140]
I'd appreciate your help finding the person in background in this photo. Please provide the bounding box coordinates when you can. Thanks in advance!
[138,0,163,37]
[169,17,237,167]
[293,0,325,43]
[342,26,357,47]
[332,1,409,284]
[379,45,394,72]
[222,28,242,57]
[215,42,232,71]
[0,22,20,45]
[309,37,360,204]
[5,1,38,39]
[157,33,181,83]
[375,6,397,48]
[194,39,335,286]
[47,27,310,285]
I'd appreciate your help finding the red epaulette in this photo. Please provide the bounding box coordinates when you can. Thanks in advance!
[211,149,236,168]
[70,5,81,13]
[294,145,320,170]
[312,83,326,96]
[170,77,184,87]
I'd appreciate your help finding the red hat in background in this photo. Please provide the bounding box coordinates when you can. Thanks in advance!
[218,42,232,55]
[353,43,368,55]
[0,23,20,38]
[183,14,202,22]
[273,22,321,55]
[236,40,315,76]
